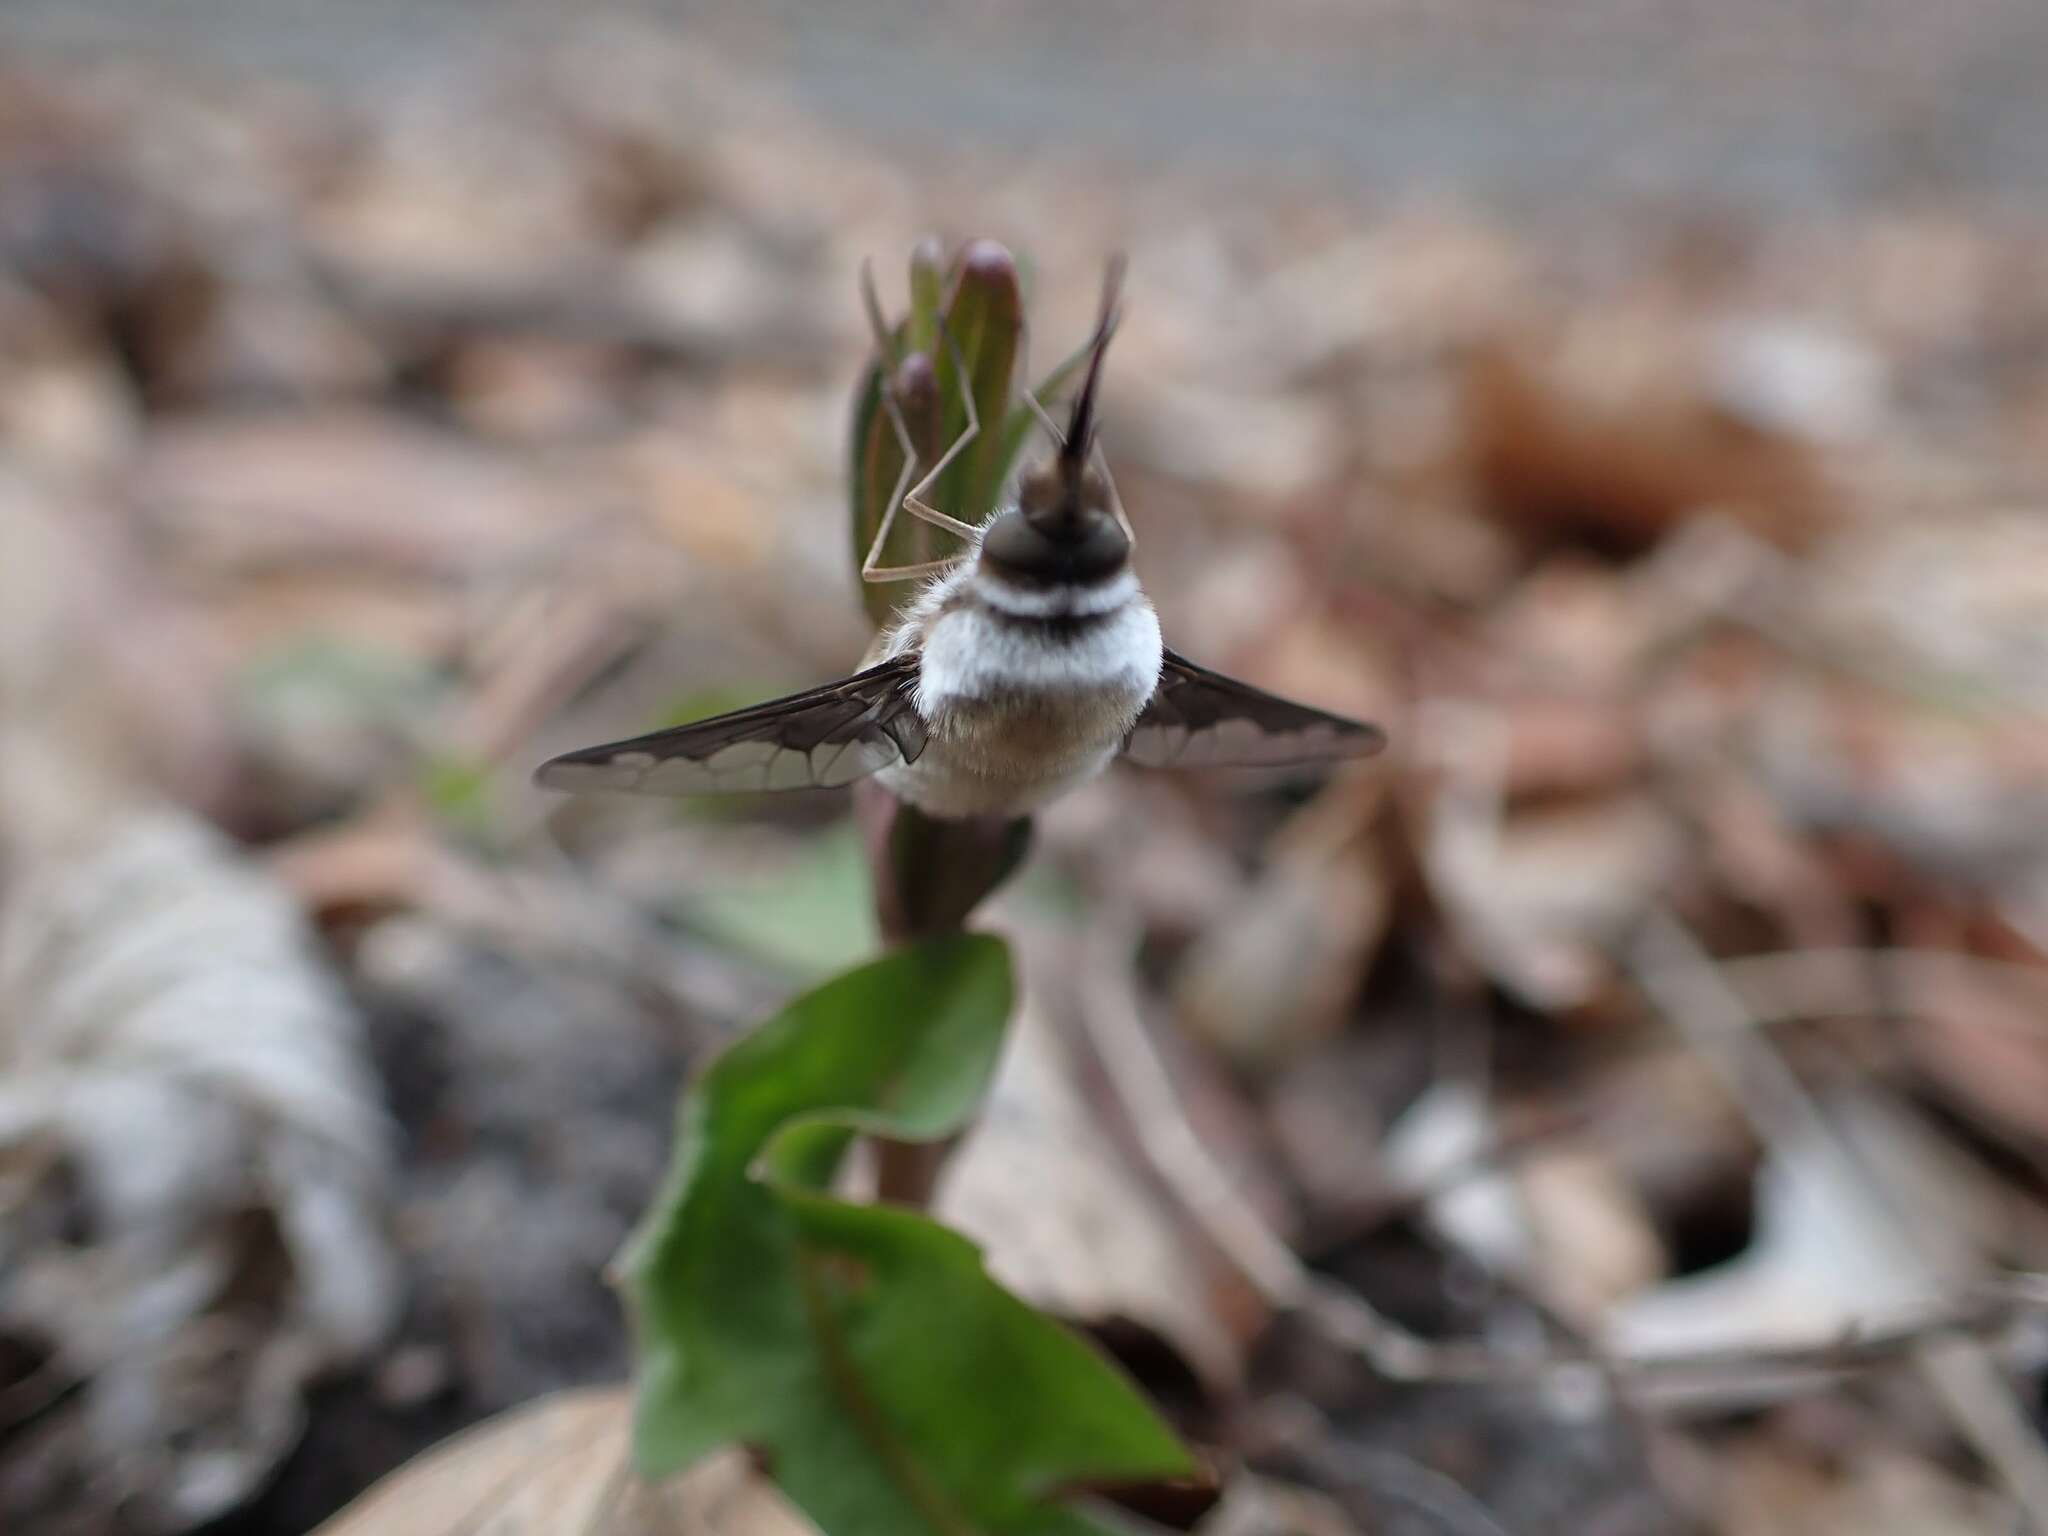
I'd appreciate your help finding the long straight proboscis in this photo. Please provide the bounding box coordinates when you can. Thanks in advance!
[1060,254,1126,479]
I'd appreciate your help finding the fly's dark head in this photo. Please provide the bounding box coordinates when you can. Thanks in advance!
[976,258,1131,591]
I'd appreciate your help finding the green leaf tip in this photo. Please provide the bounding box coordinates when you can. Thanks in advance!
[622,932,1195,1534]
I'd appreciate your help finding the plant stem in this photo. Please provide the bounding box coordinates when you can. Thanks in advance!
[854,780,1032,1208]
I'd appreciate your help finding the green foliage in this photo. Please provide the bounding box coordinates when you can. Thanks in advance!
[682,823,879,977]
[237,634,444,737]
[417,751,496,842]
[849,239,1088,630]
[625,935,1195,1534]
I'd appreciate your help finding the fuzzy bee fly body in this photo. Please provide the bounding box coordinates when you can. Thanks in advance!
[536,260,1385,818]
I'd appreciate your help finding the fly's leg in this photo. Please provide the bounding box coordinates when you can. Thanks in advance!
[1015,321,1067,450]
[860,383,959,581]
[1019,382,1067,450]
[1093,441,1136,548]
[1018,330,1137,553]
[897,315,981,540]
[860,309,984,583]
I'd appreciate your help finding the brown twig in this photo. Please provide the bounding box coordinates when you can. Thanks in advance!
[1067,909,2048,1419]
[1628,908,2048,1532]
[1313,942,2048,1251]
[1705,946,2048,1034]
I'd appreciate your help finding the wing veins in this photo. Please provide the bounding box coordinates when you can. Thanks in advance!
[535,654,926,796]
[1122,647,1386,771]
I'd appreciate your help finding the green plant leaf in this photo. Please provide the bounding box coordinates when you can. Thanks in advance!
[681,823,879,977]
[933,241,1023,521]
[850,346,947,629]
[907,236,944,356]
[848,349,893,630]
[417,751,496,841]
[625,935,1195,1535]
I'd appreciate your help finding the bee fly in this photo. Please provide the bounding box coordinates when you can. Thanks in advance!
[536,261,1385,818]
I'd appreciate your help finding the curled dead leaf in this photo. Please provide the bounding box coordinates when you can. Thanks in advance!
[0,809,398,1532]
[315,1387,813,1536]
[1464,309,1835,556]
[938,984,1245,1392]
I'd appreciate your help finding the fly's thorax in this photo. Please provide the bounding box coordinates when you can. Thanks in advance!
[912,587,1162,729]
[886,583,1159,818]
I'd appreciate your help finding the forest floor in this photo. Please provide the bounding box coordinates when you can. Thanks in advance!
[6,19,2048,1536]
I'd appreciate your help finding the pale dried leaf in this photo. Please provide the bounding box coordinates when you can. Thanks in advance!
[1428,761,1681,1010]
[1517,1148,1667,1329]
[1805,512,2048,712]
[0,809,398,1532]
[314,1387,815,1536]
[1749,677,2048,885]
[1172,845,1388,1071]
[131,409,572,578]
[1464,304,1832,553]
[1193,1472,1365,1536]
[1901,954,2048,1155]
[937,992,1243,1391]
[1716,1435,2007,1536]
[1603,1094,1976,1385]
[1382,1081,1530,1277]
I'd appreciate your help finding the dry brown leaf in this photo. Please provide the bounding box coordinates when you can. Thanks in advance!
[1518,1147,1669,1329]
[1463,307,1834,555]
[1714,1434,2007,1536]
[1692,774,1862,951]
[306,97,615,304]
[184,279,389,401]
[1426,757,1681,1012]
[130,408,574,580]
[937,985,1245,1391]
[1496,694,1645,802]
[0,473,233,822]
[314,1387,814,1536]
[1804,512,2048,713]
[1899,953,2048,1158]
[1582,1051,1758,1250]
[1748,677,2048,889]
[443,335,625,440]
[1603,1093,1984,1406]
[1382,1083,1668,1326]
[1482,553,1665,695]
[0,327,138,475]
[622,209,834,361]
[1262,1040,1393,1223]
[1192,1472,1365,1536]
[1172,781,1390,1071]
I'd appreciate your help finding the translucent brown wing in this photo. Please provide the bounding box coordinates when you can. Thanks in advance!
[535,655,927,796]
[1122,647,1387,770]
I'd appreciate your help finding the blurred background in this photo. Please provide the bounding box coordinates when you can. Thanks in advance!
[7,4,2048,1534]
